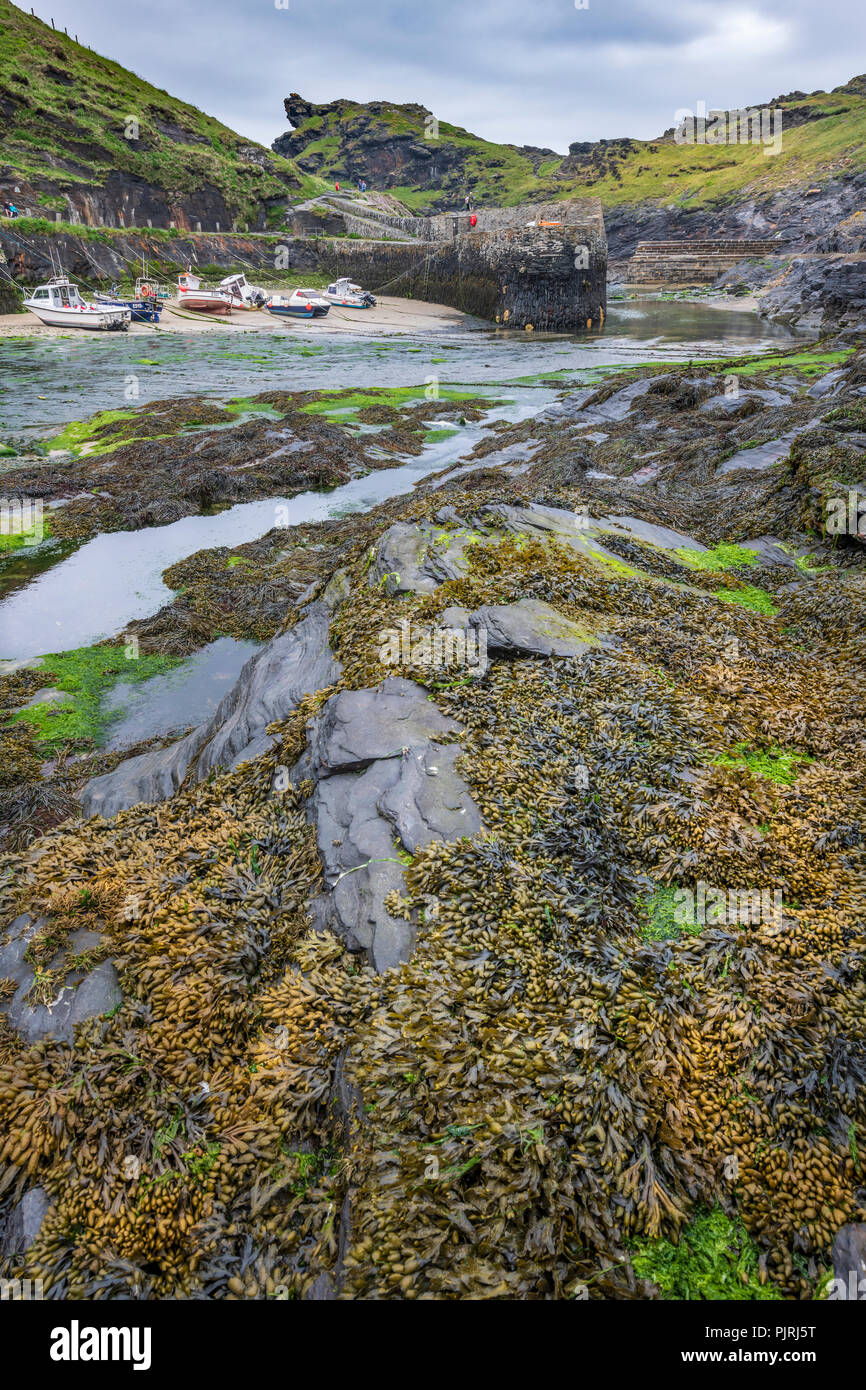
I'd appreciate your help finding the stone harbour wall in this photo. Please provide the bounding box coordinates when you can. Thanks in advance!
[317,198,608,331]
[2,197,607,332]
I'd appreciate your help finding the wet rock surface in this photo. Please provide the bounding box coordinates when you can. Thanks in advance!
[471,598,597,657]
[299,677,480,971]
[0,912,121,1044]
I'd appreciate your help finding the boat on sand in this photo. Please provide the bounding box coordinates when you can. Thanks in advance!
[175,271,232,315]
[264,288,331,320]
[24,275,131,330]
[322,277,376,308]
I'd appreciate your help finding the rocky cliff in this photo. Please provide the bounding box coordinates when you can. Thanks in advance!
[273,78,866,228]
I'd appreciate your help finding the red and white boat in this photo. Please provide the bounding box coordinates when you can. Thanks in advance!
[175,270,232,315]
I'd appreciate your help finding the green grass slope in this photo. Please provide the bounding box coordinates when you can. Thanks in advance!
[0,0,326,228]
[277,79,866,214]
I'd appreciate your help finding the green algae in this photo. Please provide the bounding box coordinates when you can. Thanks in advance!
[723,349,854,379]
[640,885,692,942]
[0,513,51,553]
[299,386,502,423]
[47,409,138,455]
[713,744,814,786]
[631,1207,782,1300]
[9,643,182,751]
[716,585,778,616]
[422,428,460,443]
[674,542,759,572]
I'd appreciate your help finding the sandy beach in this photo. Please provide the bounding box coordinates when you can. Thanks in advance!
[0,293,471,339]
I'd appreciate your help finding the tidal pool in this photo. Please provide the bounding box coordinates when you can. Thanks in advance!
[101,637,260,750]
[0,392,551,659]
[0,299,807,661]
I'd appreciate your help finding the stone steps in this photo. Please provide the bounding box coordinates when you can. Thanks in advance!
[626,239,785,286]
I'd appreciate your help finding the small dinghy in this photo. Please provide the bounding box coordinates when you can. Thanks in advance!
[322,277,376,308]
[265,288,331,320]
[176,270,232,315]
[24,275,130,330]
[219,272,267,309]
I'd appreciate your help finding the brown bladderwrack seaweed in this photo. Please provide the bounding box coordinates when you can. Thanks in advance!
[0,345,864,1300]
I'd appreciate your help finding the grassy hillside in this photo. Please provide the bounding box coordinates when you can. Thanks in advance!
[0,0,326,228]
[277,80,866,214]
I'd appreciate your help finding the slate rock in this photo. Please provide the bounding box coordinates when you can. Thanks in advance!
[831,1224,866,1296]
[306,676,460,779]
[4,959,121,1045]
[471,599,596,658]
[368,521,475,595]
[377,744,482,851]
[2,1187,51,1256]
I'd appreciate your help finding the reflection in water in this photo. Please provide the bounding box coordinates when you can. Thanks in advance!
[102,637,260,750]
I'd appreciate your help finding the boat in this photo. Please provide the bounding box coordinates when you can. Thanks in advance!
[23,276,131,330]
[134,260,171,302]
[219,271,267,310]
[94,283,162,323]
[264,288,331,320]
[135,273,171,303]
[322,277,376,308]
[175,270,232,315]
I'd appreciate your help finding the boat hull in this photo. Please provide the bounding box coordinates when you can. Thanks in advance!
[95,295,161,323]
[265,304,315,320]
[176,292,231,315]
[24,304,130,330]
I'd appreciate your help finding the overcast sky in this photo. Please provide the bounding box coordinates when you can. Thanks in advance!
[37,0,865,152]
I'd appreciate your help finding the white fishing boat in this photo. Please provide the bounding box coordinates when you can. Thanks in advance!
[23,276,131,330]
[322,276,376,308]
[175,270,232,315]
[219,271,267,309]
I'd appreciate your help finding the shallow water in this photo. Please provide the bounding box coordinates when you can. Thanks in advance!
[0,299,801,441]
[0,299,806,661]
[0,392,552,659]
[102,637,259,750]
